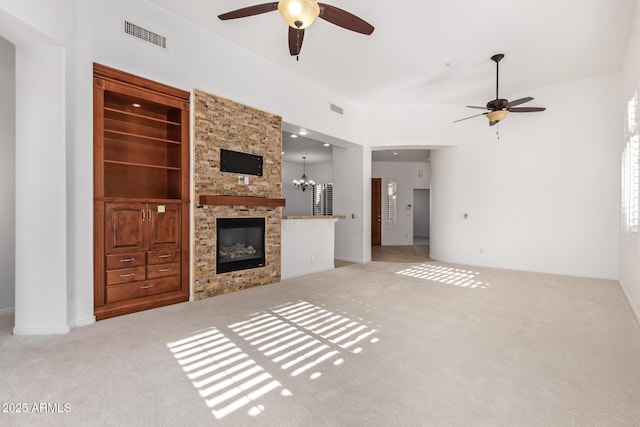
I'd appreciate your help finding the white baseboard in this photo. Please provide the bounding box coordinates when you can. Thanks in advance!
[282,265,335,281]
[335,257,363,263]
[618,281,640,324]
[13,325,70,335]
[71,316,96,328]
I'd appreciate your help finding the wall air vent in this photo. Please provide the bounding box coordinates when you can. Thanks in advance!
[123,20,167,49]
[330,103,344,115]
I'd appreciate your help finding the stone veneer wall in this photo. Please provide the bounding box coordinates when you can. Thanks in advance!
[193,89,283,300]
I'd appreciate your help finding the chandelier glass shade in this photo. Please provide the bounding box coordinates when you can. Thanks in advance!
[293,156,315,191]
[278,0,320,29]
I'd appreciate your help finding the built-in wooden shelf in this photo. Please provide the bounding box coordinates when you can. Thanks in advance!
[199,195,286,207]
[105,160,181,171]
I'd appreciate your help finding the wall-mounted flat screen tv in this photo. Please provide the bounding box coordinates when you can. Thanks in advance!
[220,149,263,176]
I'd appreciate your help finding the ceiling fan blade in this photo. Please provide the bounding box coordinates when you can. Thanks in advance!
[509,107,546,112]
[318,3,374,35]
[466,105,489,110]
[506,97,533,108]
[453,112,487,123]
[218,3,278,20]
[288,27,305,56]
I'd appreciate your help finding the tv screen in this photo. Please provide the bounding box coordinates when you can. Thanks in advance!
[220,149,263,176]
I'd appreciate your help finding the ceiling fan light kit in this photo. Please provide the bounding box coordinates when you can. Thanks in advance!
[218,1,374,58]
[486,110,509,123]
[278,0,320,29]
[454,53,546,127]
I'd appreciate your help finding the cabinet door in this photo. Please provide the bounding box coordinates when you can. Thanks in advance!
[148,203,181,251]
[105,203,147,254]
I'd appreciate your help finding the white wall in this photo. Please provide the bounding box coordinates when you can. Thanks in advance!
[0,0,371,329]
[620,1,640,320]
[0,0,629,330]
[281,219,338,279]
[0,36,15,312]
[70,0,370,325]
[334,145,369,262]
[429,73,620,279]
[283,160,332,216]
[0,1,73,334]
[371,161,431,246]
[14,45,69,334]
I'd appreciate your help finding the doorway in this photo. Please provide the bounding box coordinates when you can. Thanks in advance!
[413,189,430,245]
[371,178,381,245]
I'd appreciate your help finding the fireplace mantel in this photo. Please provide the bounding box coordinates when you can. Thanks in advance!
[199,195,286,207]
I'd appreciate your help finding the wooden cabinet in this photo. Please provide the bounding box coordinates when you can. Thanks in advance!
[94,64,190,320]
[104,202,181,303]
[105,202,181,254]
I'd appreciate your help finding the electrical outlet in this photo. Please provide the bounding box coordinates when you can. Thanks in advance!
[237,176,244,184]
[244,176,249,185]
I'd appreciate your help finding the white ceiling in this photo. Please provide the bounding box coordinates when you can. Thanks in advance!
[282,131,334,164]
[148,0,637,108]
[283,131,431,164]
[148,0,636,162]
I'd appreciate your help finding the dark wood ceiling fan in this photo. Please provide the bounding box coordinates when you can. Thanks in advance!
[454,54,546,126]
[218,1,374,59]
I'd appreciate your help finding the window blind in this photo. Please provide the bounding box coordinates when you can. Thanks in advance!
[312,183,333,215]
[623,90,640,233]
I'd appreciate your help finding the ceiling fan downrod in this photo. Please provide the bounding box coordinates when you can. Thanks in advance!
[491,53,504,100]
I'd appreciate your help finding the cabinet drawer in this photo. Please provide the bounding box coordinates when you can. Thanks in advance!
[148,248,181,265]
[147,262,180,279]
[106,276,181,304]
[106,266,146,285]
[106,252,146,270]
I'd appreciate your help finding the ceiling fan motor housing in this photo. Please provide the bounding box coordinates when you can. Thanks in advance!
[487,98,509,110]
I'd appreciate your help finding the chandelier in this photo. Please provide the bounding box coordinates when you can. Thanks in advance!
[293,156,315,191]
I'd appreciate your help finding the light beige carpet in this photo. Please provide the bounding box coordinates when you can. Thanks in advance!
[371,244,431,263]
[1,260,640,426]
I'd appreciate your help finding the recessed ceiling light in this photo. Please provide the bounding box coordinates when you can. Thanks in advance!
[132,103,141,108]
[299,129,308,136]
[290,134,298,138]
[323,143,330,147]
[393,152,398,156]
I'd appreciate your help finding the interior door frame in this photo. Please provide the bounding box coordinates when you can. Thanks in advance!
[371,178,382,245]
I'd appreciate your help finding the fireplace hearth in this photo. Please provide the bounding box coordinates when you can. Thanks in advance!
[216,217,265,274]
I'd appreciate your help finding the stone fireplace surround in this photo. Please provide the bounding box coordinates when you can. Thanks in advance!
[193,89,283,300]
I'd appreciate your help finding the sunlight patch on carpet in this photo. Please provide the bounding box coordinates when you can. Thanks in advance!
[168,300,379,420]
[167,327,288,420]
[395,264,489,289]
[229,300,379,376]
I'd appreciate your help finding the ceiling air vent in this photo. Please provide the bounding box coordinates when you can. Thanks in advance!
[123,20,167,49]
[330,103,344,115]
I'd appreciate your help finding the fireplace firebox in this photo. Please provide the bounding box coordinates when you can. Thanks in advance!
[216,217,265,274]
